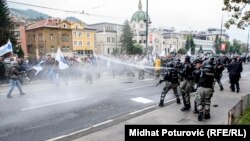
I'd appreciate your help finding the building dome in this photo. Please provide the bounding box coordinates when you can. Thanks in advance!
[131,0,150,22]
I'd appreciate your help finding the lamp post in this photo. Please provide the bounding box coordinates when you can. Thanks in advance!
[247,28,249,53]
[145,0,149,56]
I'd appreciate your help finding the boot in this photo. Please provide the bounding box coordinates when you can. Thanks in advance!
[176,98,181,104]
[20,92,25,95]
[198,112,203,121]
[7,95,12,98]
[204,113,210,119]
[220,86,224,91]
[193,102,198,114]
[181,104,190,111]
[159,100,164,107]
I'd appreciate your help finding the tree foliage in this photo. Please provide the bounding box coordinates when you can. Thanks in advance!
[0,0,19,57]
[177,48,187,55]
[120,20,134,54]
[198,46,203,54]
[222,0,250,29]
[214,35,221,54]
[132,43,143,55]
[185,35,195,54]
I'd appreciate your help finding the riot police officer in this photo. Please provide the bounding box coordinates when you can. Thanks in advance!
[192,58,203,114]
[179,56,194,111]
[194,63,215,121]
[158,62,181,107]
[214,58,224,91]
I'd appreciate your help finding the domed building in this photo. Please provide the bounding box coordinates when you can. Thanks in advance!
[130,0,151,47]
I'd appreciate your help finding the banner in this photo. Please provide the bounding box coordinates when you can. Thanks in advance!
[221,43,226,51]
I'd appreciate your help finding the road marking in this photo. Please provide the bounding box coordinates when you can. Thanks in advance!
[140,79,154,81]
[21,97,85,111]
[131,97,153,104]
[129,105,156,115]
[124,84,155,91]
[92,120,113,127]
[46,127,92,141]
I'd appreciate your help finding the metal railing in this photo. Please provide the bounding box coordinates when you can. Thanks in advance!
[228,94,250,124]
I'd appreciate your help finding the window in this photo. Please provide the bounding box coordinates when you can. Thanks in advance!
[50,34,53,41]
[51,46,55,52]
[38,34,43,41]
[107,37,110,43]
[76,25,78,29]
[107,48,110,54]
[78,32,82,37]
[28,36,32,43]
[62,34,69,42]
[79,41,82,46]
[74,41,77,46]
[87,33,90,38]
[87,41,91,46]
[139,40,142,43]
[66,46,70,52]
[73,32,76,37]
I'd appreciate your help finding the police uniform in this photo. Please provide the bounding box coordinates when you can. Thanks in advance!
[158,62,181,107]
[179,56,194,111]
[195,64,215,121]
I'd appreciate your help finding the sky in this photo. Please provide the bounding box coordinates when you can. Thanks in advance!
[7,0,250,43]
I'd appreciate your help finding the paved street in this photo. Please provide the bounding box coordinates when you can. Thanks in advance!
[0,65,247,141]
[0,73,167,141]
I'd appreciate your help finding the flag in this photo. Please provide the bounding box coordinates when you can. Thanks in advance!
[55,47,69,70]
[0,40,13,56]
[28,61,44,75]
[159,50,165,57]
[187,48,191,56]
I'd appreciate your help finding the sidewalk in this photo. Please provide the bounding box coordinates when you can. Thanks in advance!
[66,73,250,141]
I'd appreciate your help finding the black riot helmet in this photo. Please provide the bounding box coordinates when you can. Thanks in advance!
[185,56,190,62]
[167,62,174,68]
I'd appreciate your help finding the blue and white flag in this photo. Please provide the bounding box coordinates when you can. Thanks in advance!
[55,47,69,70]
[28,61,44,75]
[0,40,13,56]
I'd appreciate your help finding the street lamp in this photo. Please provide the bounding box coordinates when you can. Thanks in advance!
[247,28,249,53]
[145,0,149,56]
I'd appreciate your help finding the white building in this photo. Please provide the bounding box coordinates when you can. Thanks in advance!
[88,22,122,55]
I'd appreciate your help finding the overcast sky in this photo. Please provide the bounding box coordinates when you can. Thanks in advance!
[7,0,250,43]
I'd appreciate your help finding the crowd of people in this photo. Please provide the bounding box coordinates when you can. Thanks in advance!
[0,53,246,121]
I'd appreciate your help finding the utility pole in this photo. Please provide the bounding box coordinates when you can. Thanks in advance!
[220,15,223,44]
[247,28,249,53]
[145,0,149,56]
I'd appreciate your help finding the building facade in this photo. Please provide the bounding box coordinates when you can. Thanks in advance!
[26,18,73,58]
[88,22,122,55]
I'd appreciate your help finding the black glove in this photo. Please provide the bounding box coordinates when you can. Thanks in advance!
[159,80,164,84]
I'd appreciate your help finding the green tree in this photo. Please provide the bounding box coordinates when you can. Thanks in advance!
[177,48,187,55]
[185,35,195,54]
[233,39,241,54]
[222,0,250,29]
[214,35,221,54]
[0,0,18,57]
[132,43,143,55]
[228,43,235,54]
[198,46,203,54]
[120,20,134,54]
